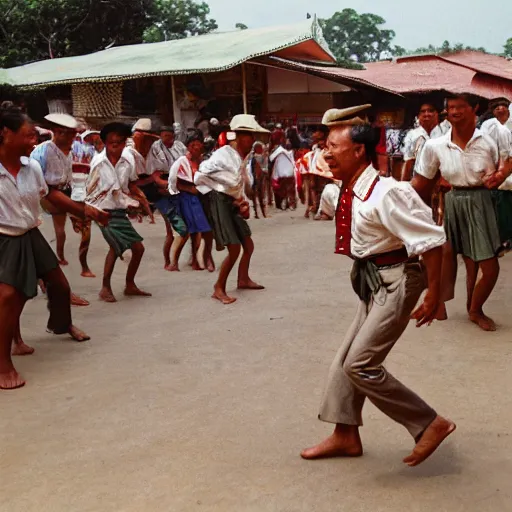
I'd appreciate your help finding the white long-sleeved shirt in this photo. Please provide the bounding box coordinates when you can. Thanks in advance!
[348,166,446,259]
[85,151,139,211]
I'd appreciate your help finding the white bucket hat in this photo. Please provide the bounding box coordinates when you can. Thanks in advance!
[230,114,269,133]
[132,118,152,133]
[44,113,79,130]
[322,104,372,127]
[81,129,100,141]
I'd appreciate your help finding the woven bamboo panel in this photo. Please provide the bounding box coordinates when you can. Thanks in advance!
[72,82,123,118]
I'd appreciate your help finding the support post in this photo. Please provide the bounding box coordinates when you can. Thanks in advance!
[171,75,181,124]
[242,63,248,114]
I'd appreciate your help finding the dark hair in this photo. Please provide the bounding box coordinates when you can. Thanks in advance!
[160,125,174,133]
[349,124,381,162]
[100,122,132,143]
[489,97,511,111]
[0,106,31,144]
[314,125,329,137]
[418,101,442,113]
[445,93,480,109]
[185,130,203,147]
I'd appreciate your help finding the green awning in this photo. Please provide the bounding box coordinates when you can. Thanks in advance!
[1,19,335,89]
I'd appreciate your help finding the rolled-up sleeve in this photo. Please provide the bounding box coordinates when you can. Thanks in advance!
[378,185,446,256]
[415,140,440,180]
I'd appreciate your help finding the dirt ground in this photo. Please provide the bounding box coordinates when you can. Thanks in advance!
[1,210,511,512]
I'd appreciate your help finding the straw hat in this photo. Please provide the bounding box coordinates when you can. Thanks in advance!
[230,114,269,133]
[44,113,79,130]
[322,105,372,127]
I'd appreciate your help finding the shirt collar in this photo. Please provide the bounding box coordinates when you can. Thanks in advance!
[353,165,379,201]
[98,150,129,169]
[446,128,482,150]
[0,158,30,180]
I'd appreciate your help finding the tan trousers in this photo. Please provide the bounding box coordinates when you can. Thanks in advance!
[319,262,437,440]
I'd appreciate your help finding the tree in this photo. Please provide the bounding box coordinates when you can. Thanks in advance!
[0,0,218,68]
[235,23,248,30]
[0,0,154,68]
[143,0,217,42]
[504,38,512,58]
[402,40,487,56]
[320,9,400,67]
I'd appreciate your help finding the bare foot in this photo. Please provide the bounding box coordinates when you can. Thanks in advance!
[301,432,363,460]
[0,370,26,390]
[435,303,448,321]
[68,325,90,342]
[212,289,237,305]
[191,262,204,271]
[12,341,35,356]
[58,258,69,266]
[165,263,180,272]
[81,269,96,278]
[206,260,216,273]
[403,416,456,467]
[469,312,496,331]
[71,293,90,307]
[237,280,265,290]
[99,288,117,303]
[124,285,152,297]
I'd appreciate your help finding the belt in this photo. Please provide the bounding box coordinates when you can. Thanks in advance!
[452,186,487,191]
[369,247,416,267]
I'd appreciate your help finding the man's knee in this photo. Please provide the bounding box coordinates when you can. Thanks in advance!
[45,269,71,296]
[342,357,385,384]
[132,242,145,256]
[480,257,500,277]
[0,284,21,305]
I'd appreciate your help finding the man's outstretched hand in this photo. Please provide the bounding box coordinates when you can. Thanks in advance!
[411,291,439,327]
[85,204,110,226]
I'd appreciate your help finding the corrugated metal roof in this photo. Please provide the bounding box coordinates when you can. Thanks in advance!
[0,20,335,89]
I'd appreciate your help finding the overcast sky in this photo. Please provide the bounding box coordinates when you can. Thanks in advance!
[206,0,511,54]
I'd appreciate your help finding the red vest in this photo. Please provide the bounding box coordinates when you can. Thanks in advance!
[335,176,379,257]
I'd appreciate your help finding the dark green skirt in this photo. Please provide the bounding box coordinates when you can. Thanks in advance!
[0,228,59,298]
[444,188,501,261]
[100,209,143,258]
[201,191,251,250]
[491,190,512,245]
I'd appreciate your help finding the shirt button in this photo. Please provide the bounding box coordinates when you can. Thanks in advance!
[340,236,344,240]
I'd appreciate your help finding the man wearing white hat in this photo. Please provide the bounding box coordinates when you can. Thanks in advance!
[124,118,159,223]
[301,105,455,467]
[31,113,79,267]
[194,114,267,304]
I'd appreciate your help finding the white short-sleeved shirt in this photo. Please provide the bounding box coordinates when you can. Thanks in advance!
[0,158,49,236]
[85,151,139,211]
[416,129,499,187]
[30,140,73,188]
[402,125,445,162]
[480,118,512,190]
[349,166,446,259]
